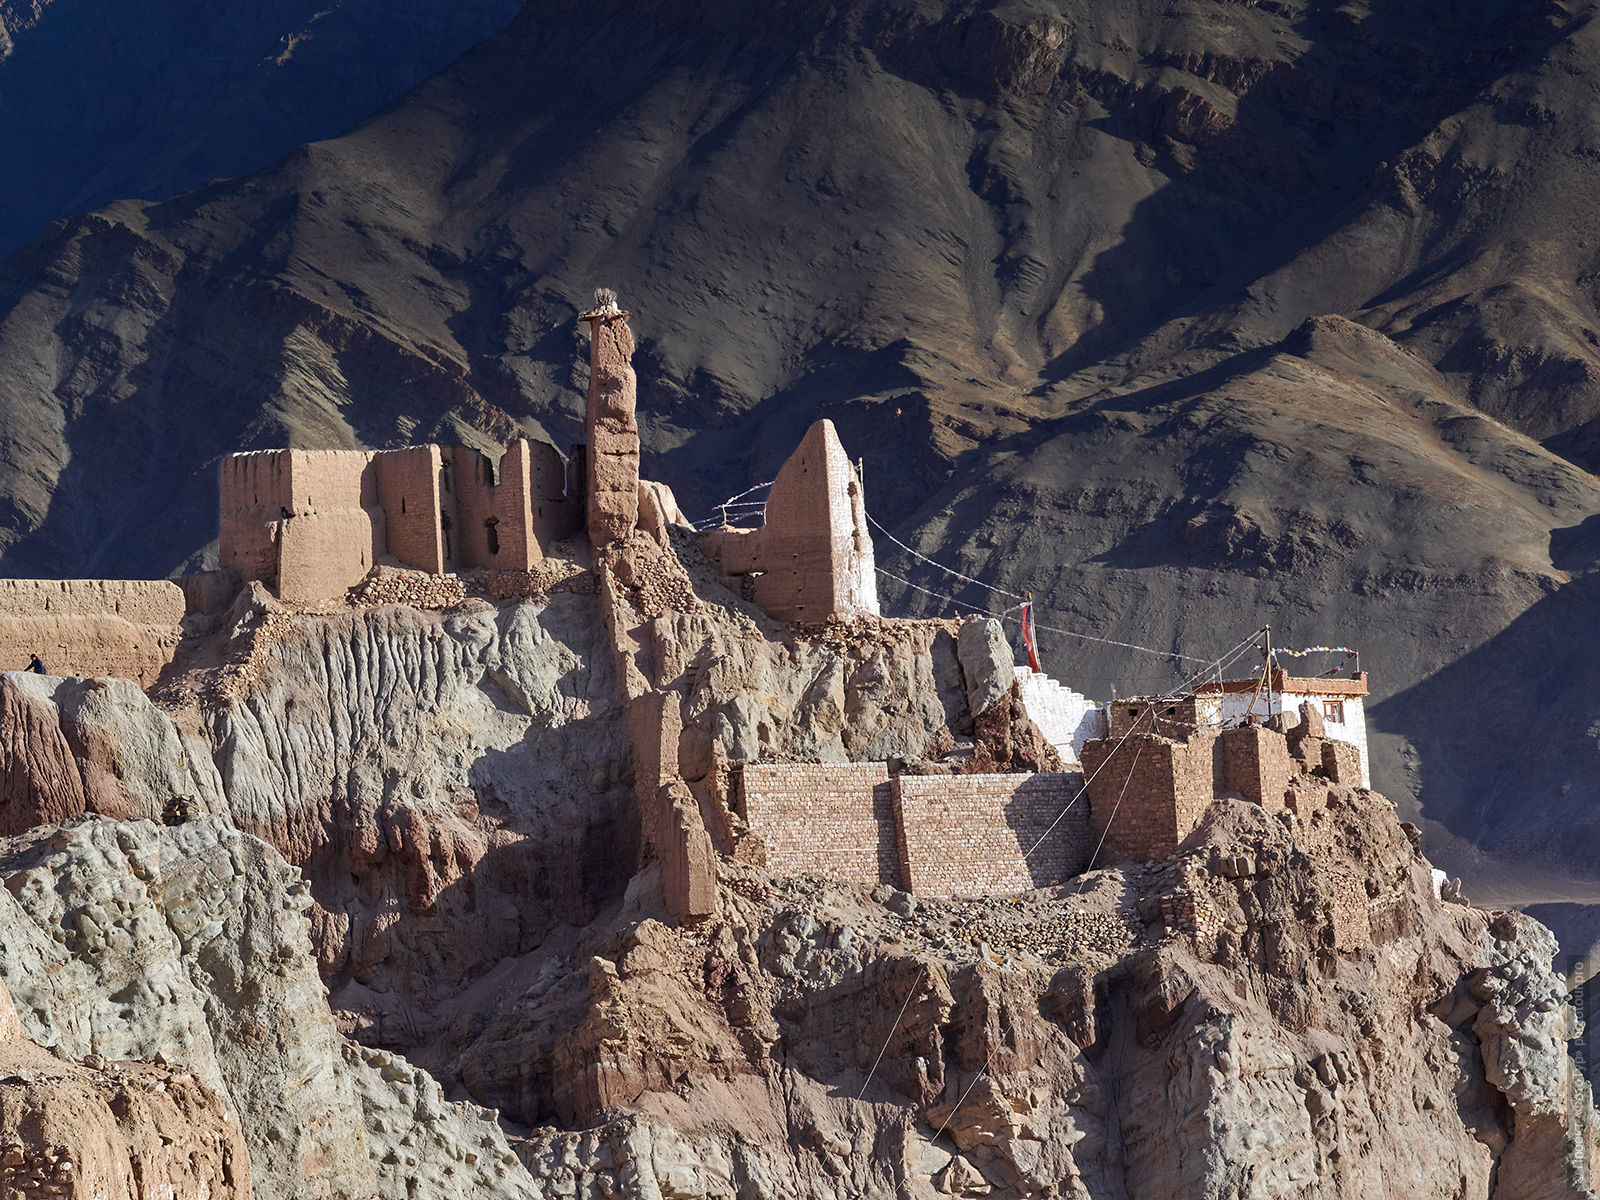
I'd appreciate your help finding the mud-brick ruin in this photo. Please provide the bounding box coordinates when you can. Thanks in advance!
[0,289,1382,925]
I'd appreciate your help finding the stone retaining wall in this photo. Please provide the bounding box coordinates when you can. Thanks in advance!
[894,773,1089,896]
[738,762,1087,897]
[739,762,900,888]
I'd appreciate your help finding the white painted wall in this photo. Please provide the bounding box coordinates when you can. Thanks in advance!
[1015,667,1105,766]
[1217,686,1370,787]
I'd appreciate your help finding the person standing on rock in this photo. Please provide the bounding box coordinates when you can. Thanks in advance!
[25,654,46,674]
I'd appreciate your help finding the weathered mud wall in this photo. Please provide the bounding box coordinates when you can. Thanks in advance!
[0,579,184,685]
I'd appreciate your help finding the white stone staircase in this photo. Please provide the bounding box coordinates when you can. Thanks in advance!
[1014,666,1105,768]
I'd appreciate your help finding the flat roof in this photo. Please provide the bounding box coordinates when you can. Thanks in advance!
[1195,669,1369,699]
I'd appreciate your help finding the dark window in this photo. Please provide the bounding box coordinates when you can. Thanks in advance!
[485,517,500,556]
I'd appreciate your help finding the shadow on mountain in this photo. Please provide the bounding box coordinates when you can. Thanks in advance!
[1371,569,1600,873]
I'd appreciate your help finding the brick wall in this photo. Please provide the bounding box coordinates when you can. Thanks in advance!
[1326,864,1371,952]
[1082,731,1222,864]
[1321,740,1363,786]
[1106,696,1219,740]
[893,772,1088,898]
[739,762,900,888]
[1220,726,1294,809]
[739,763,1086,896]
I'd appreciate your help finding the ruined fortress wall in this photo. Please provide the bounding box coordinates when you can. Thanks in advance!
[374,447,446,574]
[219,435,588,600]
[221,449,383,600]
[893,773,1088,898]
[277,510,384,603]
[528,440,580,545]
[489,441,539,572]
[583,312,640,546]
[219,453,290,581]
[0,580,184,625]
[276,451,383,603]
[450,446,499,570]
[746,420,879,622]
[0,580,185,686]
[698,420,880,623]
[740,762,900,888]
[285,449,375,513]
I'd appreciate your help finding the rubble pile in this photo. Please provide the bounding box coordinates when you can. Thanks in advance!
[348,566,471,610]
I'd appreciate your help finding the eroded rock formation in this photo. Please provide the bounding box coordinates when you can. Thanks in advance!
[0,476,1592,1198]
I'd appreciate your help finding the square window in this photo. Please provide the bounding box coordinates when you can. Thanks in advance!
[1323,700,1344,723]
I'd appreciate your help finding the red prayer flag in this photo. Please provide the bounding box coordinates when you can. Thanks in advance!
[1022,602,1041,671]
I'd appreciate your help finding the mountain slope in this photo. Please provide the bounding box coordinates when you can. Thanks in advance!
[0,0,1598,907]
[0,0,522,257]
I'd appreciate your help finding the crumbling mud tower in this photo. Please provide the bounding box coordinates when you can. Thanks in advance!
[699,419,880,621]
[581,290,640,547]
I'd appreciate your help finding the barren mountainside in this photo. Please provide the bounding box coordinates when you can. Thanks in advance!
[2,0,1600,1061]
[0,0,522,256]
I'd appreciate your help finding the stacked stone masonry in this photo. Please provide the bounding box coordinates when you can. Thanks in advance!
[894,773,1090,895]
[0,580,185,686]
[739,763,902,889]
[1201,671,1372,787]
[738,763,1088,898]
[1083,717,1377,867]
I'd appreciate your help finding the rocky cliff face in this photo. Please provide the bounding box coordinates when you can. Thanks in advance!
[0,813,543,1199]
[0,524,1593,1197]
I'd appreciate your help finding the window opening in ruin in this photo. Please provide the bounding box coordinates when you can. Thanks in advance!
[1163,705,1175,716]
[1323,700,1344,723]
[485,517,500,556]
[400,497,406,514]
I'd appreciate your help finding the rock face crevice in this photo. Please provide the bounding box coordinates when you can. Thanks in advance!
[194,595,637,1011]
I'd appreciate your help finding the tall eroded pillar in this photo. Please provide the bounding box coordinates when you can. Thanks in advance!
[580,289,640,546]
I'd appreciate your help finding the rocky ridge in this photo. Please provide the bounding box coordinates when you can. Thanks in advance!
[2,0,1599,934]
[0,504,1594,1196]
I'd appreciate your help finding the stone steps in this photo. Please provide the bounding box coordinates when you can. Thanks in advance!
[1013,667,1105,767]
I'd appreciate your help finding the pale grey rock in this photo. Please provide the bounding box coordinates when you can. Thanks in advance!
[5,670,225,814]
[202,596,635,1002]
[0,813,543,1200]
[957,616,1013,719]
